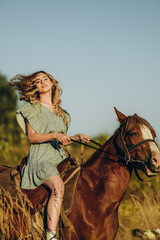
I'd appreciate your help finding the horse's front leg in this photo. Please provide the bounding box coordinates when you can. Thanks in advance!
[100,209,119,240]
[63,227,78,240]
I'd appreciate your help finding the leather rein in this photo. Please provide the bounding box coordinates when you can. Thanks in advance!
[70,133,157,166]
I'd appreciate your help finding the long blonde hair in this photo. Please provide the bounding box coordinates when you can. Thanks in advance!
[10,71,67,124]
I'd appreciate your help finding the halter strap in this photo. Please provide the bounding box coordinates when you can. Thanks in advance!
[128,139,157,152]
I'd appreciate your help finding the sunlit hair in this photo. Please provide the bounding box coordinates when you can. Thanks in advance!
[10,71,67,124]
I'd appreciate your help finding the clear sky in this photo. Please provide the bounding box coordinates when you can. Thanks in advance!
[0,0,160,143]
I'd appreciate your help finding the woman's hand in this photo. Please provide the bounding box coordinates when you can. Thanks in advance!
[55,133,72,145]
[71,134,90,143]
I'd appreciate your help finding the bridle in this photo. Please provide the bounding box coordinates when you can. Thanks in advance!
[70,123,158,182]
[116,127,157,165]
[70,128,157,167]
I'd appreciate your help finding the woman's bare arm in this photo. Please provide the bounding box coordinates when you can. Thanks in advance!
[27,122,71,145]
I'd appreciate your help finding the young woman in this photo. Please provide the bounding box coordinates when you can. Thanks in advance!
[10,71,90,240]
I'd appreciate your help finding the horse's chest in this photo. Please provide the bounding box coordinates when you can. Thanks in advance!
[101,164,130,201]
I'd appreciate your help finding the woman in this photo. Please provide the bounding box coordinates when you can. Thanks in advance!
[10,71,90,240]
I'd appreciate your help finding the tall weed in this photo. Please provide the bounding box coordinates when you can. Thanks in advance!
[0,186,45,239]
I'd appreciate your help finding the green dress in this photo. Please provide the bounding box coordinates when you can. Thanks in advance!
[16,102,71,190]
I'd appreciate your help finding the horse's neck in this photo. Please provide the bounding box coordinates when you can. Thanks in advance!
[81,136,131,201]
[84,136,119,167]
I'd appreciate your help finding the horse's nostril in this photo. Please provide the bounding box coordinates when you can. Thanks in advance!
[151,155,160,168]
[153,158,157,163]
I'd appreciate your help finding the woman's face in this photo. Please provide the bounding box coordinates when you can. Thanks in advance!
[34,73,53,94]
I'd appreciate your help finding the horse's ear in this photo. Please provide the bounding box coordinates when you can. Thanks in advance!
[114,107,127,123]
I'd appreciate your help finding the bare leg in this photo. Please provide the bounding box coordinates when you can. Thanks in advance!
[44,175,64,231]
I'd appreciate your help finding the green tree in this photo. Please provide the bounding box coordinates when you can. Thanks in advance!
[0,73,18,134]
[0,72,29,165]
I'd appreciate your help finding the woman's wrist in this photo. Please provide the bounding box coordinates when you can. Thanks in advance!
[71,134,90,143]
[71,134,79,141]
[52,132,58,139]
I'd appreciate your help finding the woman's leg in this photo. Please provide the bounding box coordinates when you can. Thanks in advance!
[44,175,64,231]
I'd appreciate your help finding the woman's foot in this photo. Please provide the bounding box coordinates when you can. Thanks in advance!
[46,230,57,240]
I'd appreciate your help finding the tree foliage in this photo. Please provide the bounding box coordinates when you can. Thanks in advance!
[0,72,29,165]
[0,73,18,133]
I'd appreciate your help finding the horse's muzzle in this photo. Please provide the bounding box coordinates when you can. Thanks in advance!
[150,153,160,168]
[148,153,160,174]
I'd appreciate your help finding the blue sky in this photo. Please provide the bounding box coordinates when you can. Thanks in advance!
[0,0,160,142]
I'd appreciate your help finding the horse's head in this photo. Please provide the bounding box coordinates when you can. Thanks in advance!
[114,108,160,177]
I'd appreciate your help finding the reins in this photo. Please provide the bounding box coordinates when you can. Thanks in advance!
[70,139,124,159]
[70,137,157,165]
[71,139,105,152]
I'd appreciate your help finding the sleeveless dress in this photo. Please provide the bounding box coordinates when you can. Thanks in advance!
[16,102,71,190]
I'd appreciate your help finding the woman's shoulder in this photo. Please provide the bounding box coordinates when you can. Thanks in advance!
[17,102,39,111]
[16,102,40,118]
[62,109,71,125]
[16,102,41,133]
[62,109,70,118]
[63,108,70,116]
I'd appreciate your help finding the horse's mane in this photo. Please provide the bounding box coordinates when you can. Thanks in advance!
[121,114,156,137]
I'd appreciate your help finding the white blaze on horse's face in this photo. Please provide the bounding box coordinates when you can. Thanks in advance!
[140,125,158,153]
[140,124,160,169]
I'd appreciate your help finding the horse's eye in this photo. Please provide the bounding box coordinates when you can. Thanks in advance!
[129,132,137,136]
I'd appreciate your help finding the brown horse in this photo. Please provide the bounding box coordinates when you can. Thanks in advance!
[0,108,160,240]
[62,108,160,240]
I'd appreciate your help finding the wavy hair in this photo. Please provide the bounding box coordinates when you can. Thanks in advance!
[10,71,67,124]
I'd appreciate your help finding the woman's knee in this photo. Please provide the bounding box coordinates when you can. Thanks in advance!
[45,175,64,198]
[54,178,64,198]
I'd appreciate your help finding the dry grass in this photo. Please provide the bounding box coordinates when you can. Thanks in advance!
[0,185,45,240]
[116,190,160,240]
[1,187,160,239]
